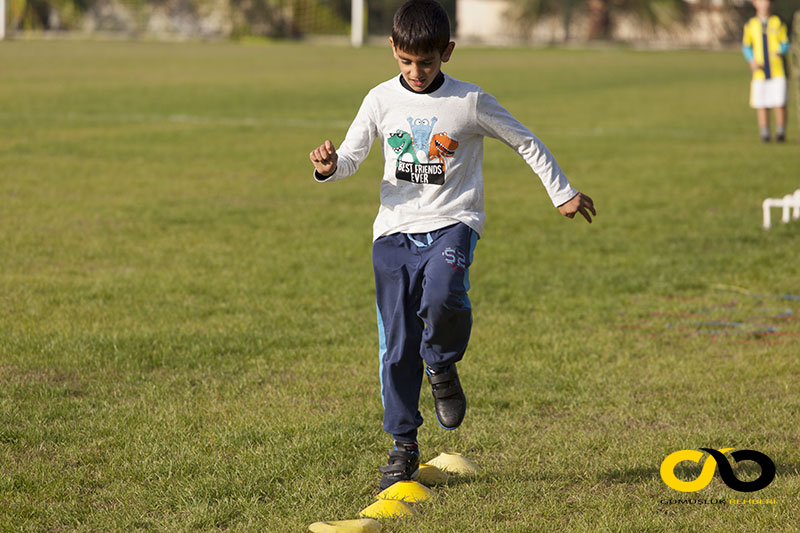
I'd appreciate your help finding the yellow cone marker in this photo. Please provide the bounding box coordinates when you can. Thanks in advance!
[426,452,480,476]
[359,499,416,519]
[377,480,435,502]
[416,463,449,486]
[308,518,381,533]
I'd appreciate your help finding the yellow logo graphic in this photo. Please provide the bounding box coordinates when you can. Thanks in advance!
[660,448,733,492]
[660,448,776,493]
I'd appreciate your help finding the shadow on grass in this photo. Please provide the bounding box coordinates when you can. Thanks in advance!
[600,466,661,484]
[438,475,477,488]
[775,463,800,476]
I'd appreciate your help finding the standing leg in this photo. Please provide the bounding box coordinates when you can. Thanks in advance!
[775,106,787,142]
[757,107,771,142]
[373,233,425,442]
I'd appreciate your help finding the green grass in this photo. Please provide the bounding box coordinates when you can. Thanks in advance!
[1,40,799,532]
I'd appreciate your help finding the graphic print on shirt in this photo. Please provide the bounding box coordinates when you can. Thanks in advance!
[409,117,437,160]
[388,130,420,164]
[429,132,459,167]
[387,116,459,186]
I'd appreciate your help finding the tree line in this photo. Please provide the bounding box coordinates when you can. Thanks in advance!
[5,0,797,41]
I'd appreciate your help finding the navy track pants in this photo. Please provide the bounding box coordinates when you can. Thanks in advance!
[373,222,479,442]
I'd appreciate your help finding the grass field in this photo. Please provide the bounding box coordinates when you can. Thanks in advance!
[1,40,799,532]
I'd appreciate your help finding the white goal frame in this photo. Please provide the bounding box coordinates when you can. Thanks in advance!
[762,189,800,229]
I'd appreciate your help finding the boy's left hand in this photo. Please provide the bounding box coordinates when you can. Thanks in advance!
[558,193,596,224]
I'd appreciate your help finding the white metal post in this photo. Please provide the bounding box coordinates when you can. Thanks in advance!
[1,0,6,40]
[782,194,792,223]
[762,199,772,229]
[351,0,364,47]
[794,190,800,219]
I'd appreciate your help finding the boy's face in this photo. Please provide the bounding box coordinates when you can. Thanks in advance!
[390,39,455,92]
[752,0,770,16]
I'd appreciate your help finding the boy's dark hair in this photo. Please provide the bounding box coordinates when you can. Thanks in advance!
[392,0,451,55]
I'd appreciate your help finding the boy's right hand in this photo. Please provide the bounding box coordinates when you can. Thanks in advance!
[310,140,338,177]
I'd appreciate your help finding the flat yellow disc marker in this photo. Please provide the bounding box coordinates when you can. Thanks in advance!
[426,452,480,476]
[308,518,381,533]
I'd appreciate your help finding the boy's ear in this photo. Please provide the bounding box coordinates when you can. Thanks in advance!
[389,37,398,60]
[441,41,456,63]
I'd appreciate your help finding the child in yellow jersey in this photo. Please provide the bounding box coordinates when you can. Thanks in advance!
[742,0,790,142]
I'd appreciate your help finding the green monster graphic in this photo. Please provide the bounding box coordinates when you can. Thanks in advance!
[387,130,420,165]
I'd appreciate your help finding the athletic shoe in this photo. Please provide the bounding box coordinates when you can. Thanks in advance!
[379,442,419,490]
[426,364,466,430]
[777,133,786,143]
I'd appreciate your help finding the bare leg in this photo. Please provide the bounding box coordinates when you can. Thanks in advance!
[757,108,770,141]
[775,106,787,142]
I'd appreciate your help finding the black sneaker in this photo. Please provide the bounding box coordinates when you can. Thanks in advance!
[426,364,466,430]
[379,442,419,490]
[777,133,785,143]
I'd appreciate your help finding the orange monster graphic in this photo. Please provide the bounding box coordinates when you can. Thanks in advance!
[428,132,459,170]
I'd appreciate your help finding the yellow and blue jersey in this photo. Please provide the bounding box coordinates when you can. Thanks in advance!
[742,15,789,81]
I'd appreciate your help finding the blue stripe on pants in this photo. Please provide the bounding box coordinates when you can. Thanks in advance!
[376,302,388,408]
[373,222,478,441]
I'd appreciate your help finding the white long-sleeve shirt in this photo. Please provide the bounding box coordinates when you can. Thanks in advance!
[315,74,578,241]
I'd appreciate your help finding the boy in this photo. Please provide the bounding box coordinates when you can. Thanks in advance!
[309,0,595,490]
[742,0,790,142]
